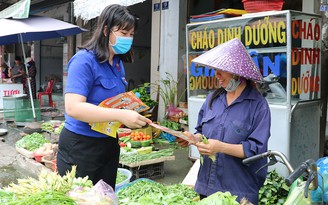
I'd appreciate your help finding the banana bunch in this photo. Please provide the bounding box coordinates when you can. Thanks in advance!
[4,166,93,198]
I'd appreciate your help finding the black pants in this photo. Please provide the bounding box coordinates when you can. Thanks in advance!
[57,127,120,190]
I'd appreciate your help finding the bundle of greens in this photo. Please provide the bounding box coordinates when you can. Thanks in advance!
[198,191,239,205]
[2,166,93,205]
[117,179,198,205]
[120,148,174,164]
[200,135,216,165]
[15,132,49,151]
[116,170,128,184]
[258,170,289,205]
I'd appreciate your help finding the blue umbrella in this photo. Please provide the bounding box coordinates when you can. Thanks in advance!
[0,15,87,45]
[0,15,87,120]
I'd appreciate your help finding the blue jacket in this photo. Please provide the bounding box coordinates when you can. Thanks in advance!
[65,49,127,138]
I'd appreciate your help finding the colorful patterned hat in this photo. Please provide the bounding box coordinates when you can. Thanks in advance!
[192,38,263,82]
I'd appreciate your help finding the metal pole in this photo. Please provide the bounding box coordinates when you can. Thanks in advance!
[19,33,36,120]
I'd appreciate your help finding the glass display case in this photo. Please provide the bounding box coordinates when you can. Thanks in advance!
[186,10,322,176]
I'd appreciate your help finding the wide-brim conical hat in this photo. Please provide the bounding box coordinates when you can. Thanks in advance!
[192,38,263,82]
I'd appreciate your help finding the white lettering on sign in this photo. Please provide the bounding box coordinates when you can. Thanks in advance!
[3,89,21,96]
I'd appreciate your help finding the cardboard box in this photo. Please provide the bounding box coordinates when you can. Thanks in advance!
[182,159,200,187]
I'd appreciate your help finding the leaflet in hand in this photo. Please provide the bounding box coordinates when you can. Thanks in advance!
[149,123,195,144]
[89,91,149,138]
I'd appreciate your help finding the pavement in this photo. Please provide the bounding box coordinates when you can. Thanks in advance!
[0,122,51,188]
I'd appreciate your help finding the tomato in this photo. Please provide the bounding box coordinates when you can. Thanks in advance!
[119,142,127,147]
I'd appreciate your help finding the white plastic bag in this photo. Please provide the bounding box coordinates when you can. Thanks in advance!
[68,179,119,205]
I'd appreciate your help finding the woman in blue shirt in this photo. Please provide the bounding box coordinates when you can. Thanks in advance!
[178,38,271,204]
[57,4,151,189]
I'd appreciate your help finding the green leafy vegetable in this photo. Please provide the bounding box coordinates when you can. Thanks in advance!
[116,170,128,184]
[117,179,198,205]
[258,170,289,205]
[120,148,174,164]
[5,190,76,205]
[200,135,216,165]
[15,132,49,151]
[161,119,181,131]
[132,83,158,108]
[198,191,239,205]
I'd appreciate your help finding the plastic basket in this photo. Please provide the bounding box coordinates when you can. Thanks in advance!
[121,162,165,181]
[115,178,156,193]
[15,99,41,122]
[242,0,284,13]
[3,94,27,121]
[115,168,132,191]
[3,95,41,122]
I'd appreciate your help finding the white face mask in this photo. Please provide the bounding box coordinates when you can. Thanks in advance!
[224,77,241,92]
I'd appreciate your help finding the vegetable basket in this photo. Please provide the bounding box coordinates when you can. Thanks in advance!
[115,178,155,193]
[152,122,162,138]
[42,155,57,172]
[115,168,132,191]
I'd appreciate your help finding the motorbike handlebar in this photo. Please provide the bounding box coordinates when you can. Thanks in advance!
[242,152,271,165]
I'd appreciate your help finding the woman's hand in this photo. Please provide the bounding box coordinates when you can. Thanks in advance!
[175,131,201,147]
[196,139,220,156]
[118,109,152,129]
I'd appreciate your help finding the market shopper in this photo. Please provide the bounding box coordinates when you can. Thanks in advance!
[9,56,25,83]
[177,38,271,204]
[25,58,37,99]
[57,4,151,190]
[1,62,9,79]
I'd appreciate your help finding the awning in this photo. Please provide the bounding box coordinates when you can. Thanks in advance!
[73,0,146,21]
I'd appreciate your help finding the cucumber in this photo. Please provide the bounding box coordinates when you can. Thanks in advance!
[141,139,151,147]
[137,146,153,154]
[127,140,142,148]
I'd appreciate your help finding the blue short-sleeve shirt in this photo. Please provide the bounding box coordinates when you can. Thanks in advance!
[64,49,127,138]
[194,84,271,204]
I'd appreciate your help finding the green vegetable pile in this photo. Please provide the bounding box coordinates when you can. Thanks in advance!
[120,148,174,164]
[258,170,290,205]
[41,121,65,134]
[198,191,239,205]
[132,83,158,108]
[116,170,128,184]
[117,179,199,204]
[2,190,76,205]
[54,122,65,135]
[160,119,181,131]
[41,122,55,133]
[0,166,93,205]
[15,132,49,151]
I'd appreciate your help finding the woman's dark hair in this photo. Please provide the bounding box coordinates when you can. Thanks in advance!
[81,4,138,63]
[1,62,8,69]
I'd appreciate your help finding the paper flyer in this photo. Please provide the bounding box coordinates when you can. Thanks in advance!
[90,91,150,138]
[149,123,195,144]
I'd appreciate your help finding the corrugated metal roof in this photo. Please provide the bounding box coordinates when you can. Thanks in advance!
[0,0,73,13]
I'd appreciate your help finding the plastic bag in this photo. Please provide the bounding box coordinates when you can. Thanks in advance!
[284,181,312,205]
[68,179,119,205]
[160,132,176,142]
[311,156,328,202]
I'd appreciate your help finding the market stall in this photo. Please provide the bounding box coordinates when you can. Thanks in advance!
[186,10,322,177]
